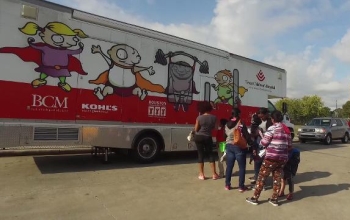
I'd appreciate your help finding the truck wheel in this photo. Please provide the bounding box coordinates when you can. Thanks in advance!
[299,139,306,143]
[341,132,349,143]
[324,134,332,145]
[132,134,161,163]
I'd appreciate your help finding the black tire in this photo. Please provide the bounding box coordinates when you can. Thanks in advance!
[324,134,332,145]
[342,132,349,143]
[132,134,161,163]
[299,139,306,143]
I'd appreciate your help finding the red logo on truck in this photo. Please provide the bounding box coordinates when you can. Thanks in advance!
[256,70,265,81]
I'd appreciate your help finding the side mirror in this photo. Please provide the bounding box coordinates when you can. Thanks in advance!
[305,123,307,125]
[332,123,337,127]
[282,102,287,114]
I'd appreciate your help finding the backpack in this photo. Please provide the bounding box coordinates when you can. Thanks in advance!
[232,120,247,149]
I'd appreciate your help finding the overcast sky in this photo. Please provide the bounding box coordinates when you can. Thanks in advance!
[49,0,350,109]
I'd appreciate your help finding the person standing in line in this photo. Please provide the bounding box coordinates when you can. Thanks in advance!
[216,118,228,178]
[246,110,291,206]
[248,114,265,191]
[257,108,273,132]
[194,101,219,180]
[279,147,300,200]
[249,107,274,185]
[224,108,253,192]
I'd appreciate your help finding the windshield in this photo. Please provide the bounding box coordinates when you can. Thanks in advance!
[307,119,330,126]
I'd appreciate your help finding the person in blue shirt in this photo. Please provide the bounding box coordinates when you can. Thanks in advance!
[278,147,300,200]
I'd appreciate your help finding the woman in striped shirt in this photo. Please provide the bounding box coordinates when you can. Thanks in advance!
[246,110,292,206]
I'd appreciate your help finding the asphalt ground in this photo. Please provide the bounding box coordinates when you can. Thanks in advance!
[0,141,349,220]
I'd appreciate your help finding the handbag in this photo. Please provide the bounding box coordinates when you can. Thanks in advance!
[232,121,247,149]
[187,130,195,142]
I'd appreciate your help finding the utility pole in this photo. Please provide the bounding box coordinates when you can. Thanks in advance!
[335,100,338,117]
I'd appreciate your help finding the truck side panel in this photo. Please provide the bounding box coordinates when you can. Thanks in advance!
[0,0,287,150]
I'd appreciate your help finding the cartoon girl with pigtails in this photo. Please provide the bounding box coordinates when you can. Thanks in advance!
[0,22,88,92]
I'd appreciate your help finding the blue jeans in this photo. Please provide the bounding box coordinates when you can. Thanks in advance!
[225,144,247,188]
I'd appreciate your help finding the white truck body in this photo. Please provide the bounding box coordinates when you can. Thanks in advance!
[0,0,292,162]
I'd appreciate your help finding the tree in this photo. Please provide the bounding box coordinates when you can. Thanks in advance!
[321,107,331,117]
[300,95,324,117]
[333,108,343,117]
[275,98,303,124]
[342,101,350,118]
[275,95,329,124]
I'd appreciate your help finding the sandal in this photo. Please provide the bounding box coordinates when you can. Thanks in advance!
[286,193,293,200]
[212,174,220,180]
[198,175,205,180]
[278,193,285,197]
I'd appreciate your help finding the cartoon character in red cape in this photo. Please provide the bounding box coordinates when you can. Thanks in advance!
[0,22,88,92]
[89,44,165,101]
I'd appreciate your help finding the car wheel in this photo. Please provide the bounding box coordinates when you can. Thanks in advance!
[324,134,332,145]
[299,139,306,143]
[341,133,349,143]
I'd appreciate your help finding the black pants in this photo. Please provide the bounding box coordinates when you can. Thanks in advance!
[194,135,215,163]
[283,166,295,193]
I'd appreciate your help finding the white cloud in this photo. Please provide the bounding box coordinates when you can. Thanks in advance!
[49,0,350,108]
[62,0,337,57]
[264,46,350,109]
[330,29,350,63]
[304,28,325,41]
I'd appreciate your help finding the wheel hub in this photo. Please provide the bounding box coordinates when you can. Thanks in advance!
[137,138,157,160]
[143,144,150,152]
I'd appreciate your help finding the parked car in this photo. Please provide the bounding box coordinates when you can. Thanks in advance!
[297,117,350,145]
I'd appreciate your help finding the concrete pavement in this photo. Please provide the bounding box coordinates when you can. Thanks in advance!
[0,141,349,220]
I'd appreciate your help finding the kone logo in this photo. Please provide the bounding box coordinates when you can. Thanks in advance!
[256,70,265,82]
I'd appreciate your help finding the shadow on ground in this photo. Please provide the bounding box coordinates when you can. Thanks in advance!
[279,183,350,205]
[295,171,332,184]
[33,151,198,174]
[33,151,257,175]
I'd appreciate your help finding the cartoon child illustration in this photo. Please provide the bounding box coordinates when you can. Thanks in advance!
[0,22,88,92]
[89,44,165,101]
[212,70,234,105]
[154,49,209,112]
[212,69,249,106]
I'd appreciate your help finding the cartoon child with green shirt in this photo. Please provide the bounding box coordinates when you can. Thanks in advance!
[212,69,234,105]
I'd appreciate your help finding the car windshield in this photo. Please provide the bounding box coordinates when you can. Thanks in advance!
[307,119,331,126]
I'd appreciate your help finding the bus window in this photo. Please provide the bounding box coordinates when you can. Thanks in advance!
[267,101,276,113]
